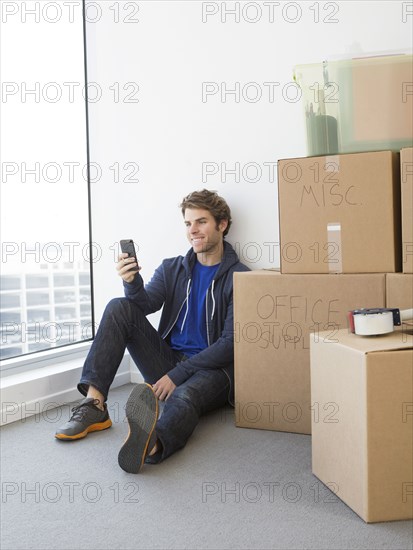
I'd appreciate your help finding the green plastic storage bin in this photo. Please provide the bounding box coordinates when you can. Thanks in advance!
[294,54,413,156]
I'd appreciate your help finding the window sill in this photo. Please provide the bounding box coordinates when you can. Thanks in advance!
[1,341,93,378]
[0,345,132,426]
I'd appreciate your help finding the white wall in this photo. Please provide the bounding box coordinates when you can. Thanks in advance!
[85,0,412,320]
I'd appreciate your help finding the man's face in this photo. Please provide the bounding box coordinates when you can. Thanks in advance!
[184,208,227,255]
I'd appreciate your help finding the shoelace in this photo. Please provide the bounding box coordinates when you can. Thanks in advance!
[69,400,100,422]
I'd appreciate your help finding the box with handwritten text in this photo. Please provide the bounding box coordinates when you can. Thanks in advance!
[233,270,385,434]
[278,151,401,274]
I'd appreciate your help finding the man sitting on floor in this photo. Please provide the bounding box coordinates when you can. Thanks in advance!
[55,189,250,473]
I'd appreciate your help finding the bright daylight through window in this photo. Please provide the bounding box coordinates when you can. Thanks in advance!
[0,1,93,363]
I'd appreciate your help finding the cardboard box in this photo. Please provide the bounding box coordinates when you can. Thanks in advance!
[278,151,402,274]
[386,273,413,332]
[311,328,413,523]
[401,148,413,273]
[386,273,413,310]
[233,271,386,434]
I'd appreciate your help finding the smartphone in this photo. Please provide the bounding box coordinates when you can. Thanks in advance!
[120,239,139,271]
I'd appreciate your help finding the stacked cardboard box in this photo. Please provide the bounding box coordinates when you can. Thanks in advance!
[301,153,413,522]
[311,328,413,523]
[234,148,412,523]
[401,147,413,273]
[234,271,385,434]
[277,151,401,274]
[234,57,412,523]
[235,150,403,435]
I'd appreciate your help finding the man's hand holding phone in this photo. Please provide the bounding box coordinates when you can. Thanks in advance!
[117,240,140,283]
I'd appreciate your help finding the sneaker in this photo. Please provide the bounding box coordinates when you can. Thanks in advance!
[55,398,112,440]
[118,383,158,474]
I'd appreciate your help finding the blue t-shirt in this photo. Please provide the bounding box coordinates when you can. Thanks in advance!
[169,261,220,356]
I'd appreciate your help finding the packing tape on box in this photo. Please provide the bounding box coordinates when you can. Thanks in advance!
[325,156,340,172]
[327,222,343,273]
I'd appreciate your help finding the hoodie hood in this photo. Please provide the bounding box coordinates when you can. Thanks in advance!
[182,240,240,280]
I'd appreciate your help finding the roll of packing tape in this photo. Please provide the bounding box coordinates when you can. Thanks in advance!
[354,311,394,336]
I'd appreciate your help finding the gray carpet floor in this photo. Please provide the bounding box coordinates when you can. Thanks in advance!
[1,383,412,550]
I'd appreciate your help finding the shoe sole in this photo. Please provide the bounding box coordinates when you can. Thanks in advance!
[118,383,158,474]
[55,418,112,441]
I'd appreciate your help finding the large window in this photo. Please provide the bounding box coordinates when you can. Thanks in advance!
[0,1,93,362]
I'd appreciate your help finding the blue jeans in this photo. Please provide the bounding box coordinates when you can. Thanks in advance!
[79,298,231,461]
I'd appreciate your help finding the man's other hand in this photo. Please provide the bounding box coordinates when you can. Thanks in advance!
[152,375,176,401]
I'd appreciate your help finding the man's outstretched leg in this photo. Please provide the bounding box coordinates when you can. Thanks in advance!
[55,297,182,441]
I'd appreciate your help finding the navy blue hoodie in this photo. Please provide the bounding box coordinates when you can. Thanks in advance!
[123,241,250,395]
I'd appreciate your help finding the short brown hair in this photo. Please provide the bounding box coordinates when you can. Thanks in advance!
[180,189,232,237]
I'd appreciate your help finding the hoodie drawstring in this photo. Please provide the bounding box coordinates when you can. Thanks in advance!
[210,279,216,320]
[180,278,192,333]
